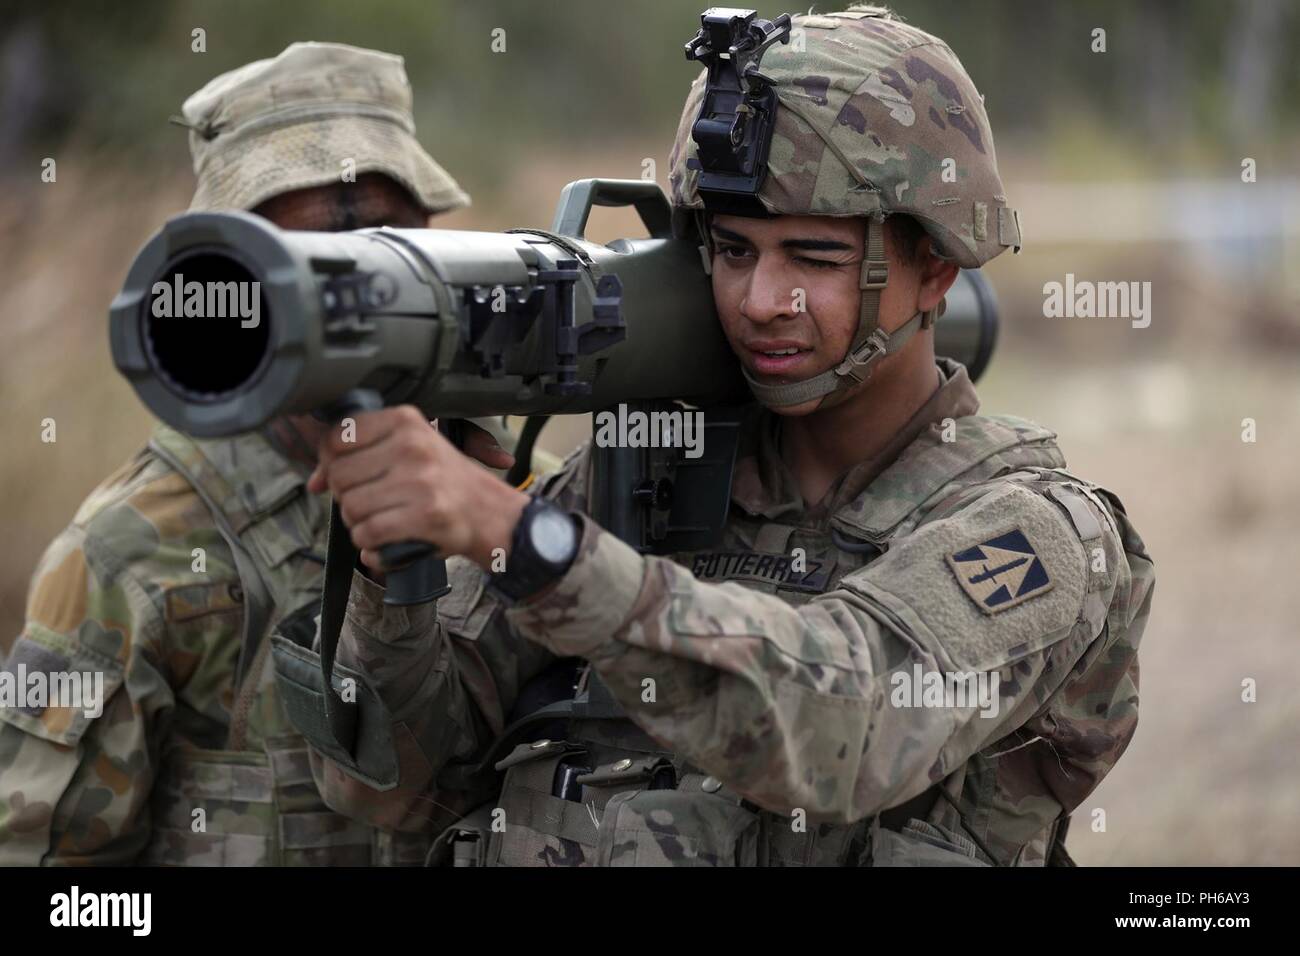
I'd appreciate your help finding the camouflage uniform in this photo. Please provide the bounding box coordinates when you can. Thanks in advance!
[304,9,1154,867]
[311,358,1154,866]
[0,43,470,865]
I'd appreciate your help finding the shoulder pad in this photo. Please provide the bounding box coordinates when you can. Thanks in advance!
[838,480,1092,673]
[148,425,327,570]
[833,414,1062,543]
[58,459,234,623]
[71,449,166,528]
[149,425,307,531]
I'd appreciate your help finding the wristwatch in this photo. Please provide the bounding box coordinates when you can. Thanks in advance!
[488,496,582,603]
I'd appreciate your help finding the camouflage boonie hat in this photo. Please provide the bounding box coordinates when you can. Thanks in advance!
[669,7,1021,268]
[181,42,470,215]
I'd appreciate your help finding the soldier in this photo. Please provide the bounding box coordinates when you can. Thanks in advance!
[304,6,1157,866]
[0,42,516,865]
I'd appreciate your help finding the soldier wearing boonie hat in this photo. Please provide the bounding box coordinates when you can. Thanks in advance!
[0,43,511,866]
[180,41,469,215]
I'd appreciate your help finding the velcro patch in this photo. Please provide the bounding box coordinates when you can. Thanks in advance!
[946,526,1053,614]
[164,581,243,623]
[0,638,71,717]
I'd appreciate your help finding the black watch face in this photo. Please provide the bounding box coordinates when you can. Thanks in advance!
[530,507,577,566]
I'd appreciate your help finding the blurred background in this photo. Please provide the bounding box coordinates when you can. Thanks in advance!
[2,0,1297,864]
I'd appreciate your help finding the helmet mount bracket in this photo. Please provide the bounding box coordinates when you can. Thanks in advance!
[683,9,792,217]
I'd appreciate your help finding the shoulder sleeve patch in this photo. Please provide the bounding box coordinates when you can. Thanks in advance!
[837,482,1088,673]
[946,526,1053,614]
[0,630,126,746]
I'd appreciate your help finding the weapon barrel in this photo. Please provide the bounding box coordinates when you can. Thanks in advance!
[109,182,998,438]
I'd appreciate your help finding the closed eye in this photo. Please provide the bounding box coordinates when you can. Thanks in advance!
[717,244,844,270]
[795,256,843,270]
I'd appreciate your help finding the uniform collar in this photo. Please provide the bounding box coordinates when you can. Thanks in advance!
[730,357,981,523]
[152,422,313,530]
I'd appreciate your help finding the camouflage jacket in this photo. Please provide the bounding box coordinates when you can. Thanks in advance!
[312,359,1155,866]
[0,424,427,865]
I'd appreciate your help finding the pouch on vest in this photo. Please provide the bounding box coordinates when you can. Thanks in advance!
[139,737,378,867]
[269,601,400,791]
[426,801,499,867]
[595,789,761,867]
[868,817,990,867]
[488,739,599,867]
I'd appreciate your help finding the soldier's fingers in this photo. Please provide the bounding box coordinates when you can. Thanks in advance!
[307,463,328,495]
[337,475,436,529]
[312,406,431,493]
[350,502,443,554]
[462,423,515,471]
[322,433,402,495]
[358,548,387,583]
[321,406,420,460]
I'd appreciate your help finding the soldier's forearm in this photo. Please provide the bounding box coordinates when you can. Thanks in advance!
[507,529,937,820]
[312,568,497,817]
[507,484,1115,824]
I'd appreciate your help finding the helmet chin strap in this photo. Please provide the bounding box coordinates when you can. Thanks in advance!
[743,215,938,409]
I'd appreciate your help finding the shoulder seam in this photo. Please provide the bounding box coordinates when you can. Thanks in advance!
[77,528,174,676]
[71,452,176,530]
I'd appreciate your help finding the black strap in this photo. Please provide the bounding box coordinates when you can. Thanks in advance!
[504,227,602,276]
[877,785,939,832]
[313,410,464,757]
[580,671,628,720]
[505,415,551,487]
[318,501,361,754]
[1047,813,1077,867]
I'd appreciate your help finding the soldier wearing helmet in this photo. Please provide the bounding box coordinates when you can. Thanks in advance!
[304,6,1156,866]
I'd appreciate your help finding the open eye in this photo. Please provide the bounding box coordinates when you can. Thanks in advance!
[715,243,754,262]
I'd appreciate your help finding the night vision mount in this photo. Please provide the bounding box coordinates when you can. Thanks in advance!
[684,8,792,216]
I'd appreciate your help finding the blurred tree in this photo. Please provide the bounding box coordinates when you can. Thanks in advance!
[0,0,1295,180]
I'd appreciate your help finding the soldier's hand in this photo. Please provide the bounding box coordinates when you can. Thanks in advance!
[306,405,528,575]
[459,419,516,472]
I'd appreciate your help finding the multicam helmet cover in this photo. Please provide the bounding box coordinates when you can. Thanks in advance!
[669,6,1021,407]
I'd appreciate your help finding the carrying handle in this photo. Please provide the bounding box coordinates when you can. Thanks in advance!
[551,178,675,241]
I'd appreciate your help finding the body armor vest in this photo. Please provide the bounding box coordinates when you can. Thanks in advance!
[431,414,1106,866]
[139,426,431,866]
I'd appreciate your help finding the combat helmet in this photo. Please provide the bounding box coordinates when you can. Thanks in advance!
[668,5,1022,407]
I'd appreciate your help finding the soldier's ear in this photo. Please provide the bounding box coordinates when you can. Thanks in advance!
[917,237,960,310]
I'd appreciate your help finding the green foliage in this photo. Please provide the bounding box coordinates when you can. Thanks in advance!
[4,0,1296,179]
